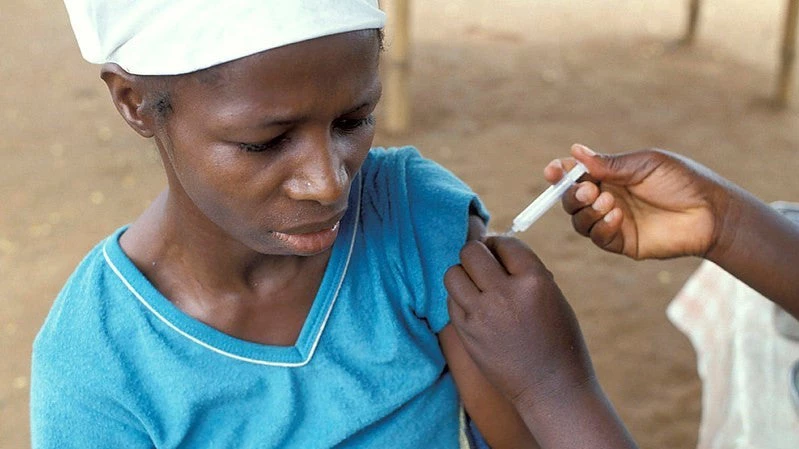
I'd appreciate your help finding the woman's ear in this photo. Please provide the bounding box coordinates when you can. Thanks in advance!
[100,63,158,138]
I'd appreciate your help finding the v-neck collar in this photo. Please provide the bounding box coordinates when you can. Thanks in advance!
[101,174,361,367]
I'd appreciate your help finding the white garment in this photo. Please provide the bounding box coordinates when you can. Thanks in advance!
[668,201,799,449]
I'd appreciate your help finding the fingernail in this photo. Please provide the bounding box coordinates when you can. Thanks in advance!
[591,194,607,211]
[575,144,596,157]
[604,208,618,223]
[575,185,591,202]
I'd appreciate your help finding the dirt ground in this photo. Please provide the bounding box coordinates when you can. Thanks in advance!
[2,0,798,448]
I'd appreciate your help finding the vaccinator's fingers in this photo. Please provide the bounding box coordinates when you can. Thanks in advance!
[447,295,468,326]
[457,240,508,291]
[543,158,578,183]
[482,236,547,276]
[588,208,626,253]
[444,264,482,305]
[562,181,600,215]
[569,191,615,237]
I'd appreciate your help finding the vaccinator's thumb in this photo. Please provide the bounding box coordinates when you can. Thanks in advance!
[570,144,663,186]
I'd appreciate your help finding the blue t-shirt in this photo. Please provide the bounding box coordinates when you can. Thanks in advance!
[31,147,490,449]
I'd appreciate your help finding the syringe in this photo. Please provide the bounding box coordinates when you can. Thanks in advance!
[506,162,589,235]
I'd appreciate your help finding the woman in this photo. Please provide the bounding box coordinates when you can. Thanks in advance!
[31,1,537,448]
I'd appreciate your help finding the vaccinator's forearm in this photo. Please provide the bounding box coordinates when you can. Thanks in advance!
[515,380,639,449]
[707,185,799,317]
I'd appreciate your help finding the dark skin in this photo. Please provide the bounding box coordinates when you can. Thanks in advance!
[445,143,799,448]
[445,237,638,449]
[101,30,537,447]
[549,144,799,315]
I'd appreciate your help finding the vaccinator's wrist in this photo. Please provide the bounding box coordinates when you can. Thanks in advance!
[703,180,748,265]
[513,374,603,431]
[510,362,599,418]
[514,376,640,449]
[509,321,598,417]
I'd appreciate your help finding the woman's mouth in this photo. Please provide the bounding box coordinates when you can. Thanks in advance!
[270,221,341,254]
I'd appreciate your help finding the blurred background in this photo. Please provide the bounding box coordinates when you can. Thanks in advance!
[2,0,798,447]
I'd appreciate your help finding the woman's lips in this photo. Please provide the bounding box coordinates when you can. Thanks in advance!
[271,221,341,254]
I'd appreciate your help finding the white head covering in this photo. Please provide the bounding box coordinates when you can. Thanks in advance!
[63,0,386,75]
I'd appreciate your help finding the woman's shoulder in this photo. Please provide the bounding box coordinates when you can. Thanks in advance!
[366,145,422,159]
[50,231,121,307]
[362,145,422,174]
[358,147,434,224]
[33,227,137,361]
[361,146,456,192]
[361,146,481,206]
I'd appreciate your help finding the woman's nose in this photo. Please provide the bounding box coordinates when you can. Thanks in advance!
[285,139,349,205]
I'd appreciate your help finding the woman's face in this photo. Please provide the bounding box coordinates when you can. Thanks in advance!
[153,30,381,256]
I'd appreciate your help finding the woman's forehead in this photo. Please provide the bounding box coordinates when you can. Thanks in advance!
[184,30,381,88]
[169,31,382,121]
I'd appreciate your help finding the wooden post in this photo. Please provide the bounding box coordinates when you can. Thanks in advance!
[683,0,701,44]
[776,0,799,106]
[383,0,411,134]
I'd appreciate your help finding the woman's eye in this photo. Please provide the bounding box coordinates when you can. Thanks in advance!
[334,115,375,133]
[238,135,289,153]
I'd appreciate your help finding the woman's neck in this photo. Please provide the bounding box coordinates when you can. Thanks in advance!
[120,189,330,304]
[119,189,332,345]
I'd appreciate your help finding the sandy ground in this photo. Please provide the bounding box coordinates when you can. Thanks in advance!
[2,0,798,448]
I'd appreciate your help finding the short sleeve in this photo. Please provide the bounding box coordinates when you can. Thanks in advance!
[363,147,489,333]
[30,354,152,449]
[30,292,152,449]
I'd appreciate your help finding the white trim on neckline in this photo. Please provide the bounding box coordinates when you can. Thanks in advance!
[101,177,362,367]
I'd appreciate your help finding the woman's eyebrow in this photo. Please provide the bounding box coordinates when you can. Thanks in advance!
[254,118,295,128]
[341,102,371,115]
[242,86,383,129]
[342,87,382,115]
